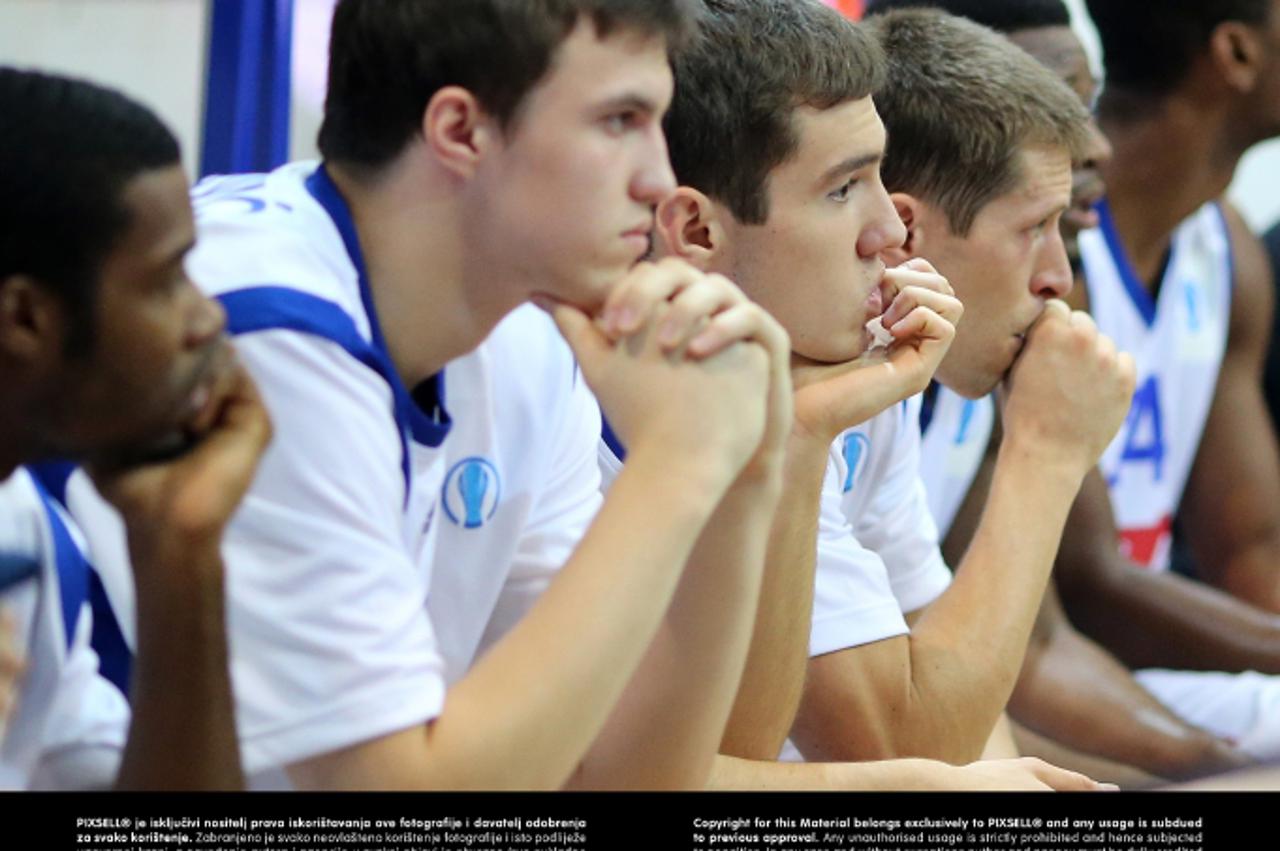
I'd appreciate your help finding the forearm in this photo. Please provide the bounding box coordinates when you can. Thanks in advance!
[1215,545,1280,614]
[116,542,242,791]
[721,435,828,761]
[981,713,1020,759]
[1009,624,1232,780]
[576,468,782,788]
[430,445,735,790]
[1060,560,1280,673]
[901,441,1083,758]
[708,753,960,791]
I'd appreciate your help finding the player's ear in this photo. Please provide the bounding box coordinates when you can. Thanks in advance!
[654,186,727,271]
[1209,21,1265,93]
[0,274,64,365]
[423,86,495,180]
[881,192,923,265]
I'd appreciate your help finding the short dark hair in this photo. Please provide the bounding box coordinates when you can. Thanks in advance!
[318,0,697,170]
[1086,0,1272,97]
[0,68,180,353]
[864,0,1069,33]
[869,9,1089,235]
[665,0,885,225]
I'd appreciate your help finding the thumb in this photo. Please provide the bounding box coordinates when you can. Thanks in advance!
[551,302,608,363]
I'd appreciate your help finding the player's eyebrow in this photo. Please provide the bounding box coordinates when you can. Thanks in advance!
[594,93,661,116]
[820,152,881,187]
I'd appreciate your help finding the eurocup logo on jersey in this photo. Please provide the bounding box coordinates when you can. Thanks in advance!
[442,457,502,529]
[842,433,871,493]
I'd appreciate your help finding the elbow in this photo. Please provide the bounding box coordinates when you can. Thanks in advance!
[791,685,985,766]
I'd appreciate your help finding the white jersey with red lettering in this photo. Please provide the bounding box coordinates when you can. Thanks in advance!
[1080,199,1232,572]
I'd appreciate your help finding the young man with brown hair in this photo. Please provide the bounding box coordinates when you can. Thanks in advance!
[866,0,1266,781]
[69,0,793,790]
[780,8,1134,766]
[602,0,1126,788]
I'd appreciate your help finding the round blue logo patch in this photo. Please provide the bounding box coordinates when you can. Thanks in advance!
[442,457,502,528]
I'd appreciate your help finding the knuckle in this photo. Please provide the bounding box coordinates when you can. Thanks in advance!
[709,272,744,297]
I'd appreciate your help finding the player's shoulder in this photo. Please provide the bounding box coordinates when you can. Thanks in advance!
[832,397,918,457]
[0,467,42,514]
[190,162,360,311]
[1218,200,1270,290]
[1214,200,1273,340]
[0,469,47,563]
[484,303,575,378]
[460,303,582,412]
[827,396,920,496]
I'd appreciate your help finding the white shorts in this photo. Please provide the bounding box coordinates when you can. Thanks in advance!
[1136,668,1280,760]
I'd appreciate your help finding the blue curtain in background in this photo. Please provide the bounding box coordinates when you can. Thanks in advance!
[201,0,294,176]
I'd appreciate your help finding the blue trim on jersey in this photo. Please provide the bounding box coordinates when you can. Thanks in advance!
[0,554,39,596]
[304,167,385,350]
[89,571,132,697]
[218,286,419,496]
[26,464,134,692]
[1097,198,1158,327]
[918,382,940,435]
[601,414,627,462]
[30,477,89,650]
[26,461,75,505]
[956,398,978,445]
[201,0,294,176]
[303,165,451,448]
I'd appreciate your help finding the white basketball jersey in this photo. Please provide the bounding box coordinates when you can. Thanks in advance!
[66,161,602,785]
[1081,200,1233,571]
[917,385,996,539]
[0,470,127,790]
[601,397,951,659]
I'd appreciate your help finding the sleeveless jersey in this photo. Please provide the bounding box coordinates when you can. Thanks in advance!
[1080,200,1233,572]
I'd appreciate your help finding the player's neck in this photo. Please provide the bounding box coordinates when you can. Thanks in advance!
[328,161,513,388]
[1099,88,1243,288]
[0,407,37,482]
[0,452,19,483]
